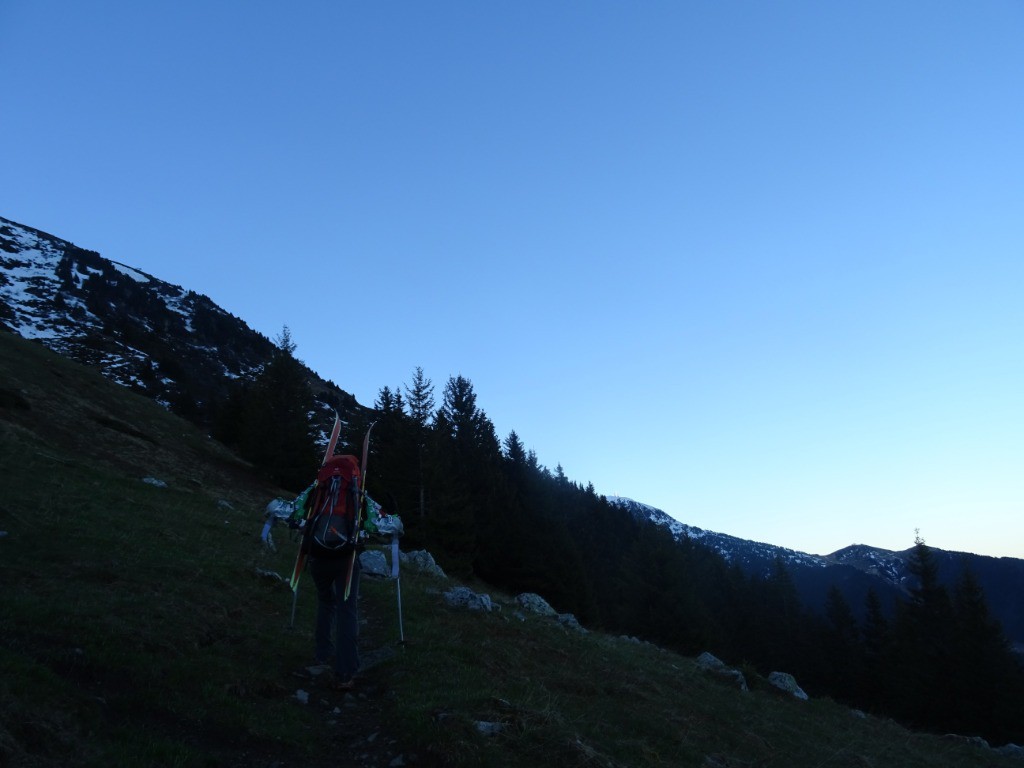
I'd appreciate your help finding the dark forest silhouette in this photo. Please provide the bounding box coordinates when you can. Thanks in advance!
[217,343,1024,745]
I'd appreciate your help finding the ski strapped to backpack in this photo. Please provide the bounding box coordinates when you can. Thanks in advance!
[343,420,377,599]
[288,412,343,592]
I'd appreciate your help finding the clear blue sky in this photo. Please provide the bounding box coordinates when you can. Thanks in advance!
[3,2,1022,558]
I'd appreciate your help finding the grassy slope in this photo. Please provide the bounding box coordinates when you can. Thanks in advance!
[0,331,1015,768]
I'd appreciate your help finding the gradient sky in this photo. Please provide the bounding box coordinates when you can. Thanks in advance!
[3,2,1022,558]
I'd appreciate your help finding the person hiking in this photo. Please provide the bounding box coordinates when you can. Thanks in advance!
[299,453,363,690]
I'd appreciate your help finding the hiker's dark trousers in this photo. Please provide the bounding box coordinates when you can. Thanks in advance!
[310,554,361,683]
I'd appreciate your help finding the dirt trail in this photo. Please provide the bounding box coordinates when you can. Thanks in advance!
[284,581,420,768]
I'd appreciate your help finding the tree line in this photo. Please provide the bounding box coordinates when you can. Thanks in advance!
[214,337,1024,745]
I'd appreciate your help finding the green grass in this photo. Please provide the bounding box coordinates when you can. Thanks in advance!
[1,331,1018,767]
[383,574,1019,767]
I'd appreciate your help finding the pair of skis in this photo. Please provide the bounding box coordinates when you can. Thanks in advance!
[289,414,375,624]
[345,419,375,599]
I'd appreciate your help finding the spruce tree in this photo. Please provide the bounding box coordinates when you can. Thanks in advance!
[405,366,435,430]
[821,586,862,702]
[890,536,956,732]
[404,366,435,518]
[949,564,1024,742]
[503,430,527,465]
[237,326,317,490]
[756,558,807,673]
[428,375,498,573]
[369,384,416,532]
[859,587,893,707]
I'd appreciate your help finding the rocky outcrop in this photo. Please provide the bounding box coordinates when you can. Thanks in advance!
[515,592,557,616]
[695,652,748,692]
[360,550,391,579]
[443,586,495,612]
[399,550,448,579]
[768,671,808,700]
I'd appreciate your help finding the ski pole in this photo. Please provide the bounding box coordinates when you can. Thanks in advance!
[396,575,405,644]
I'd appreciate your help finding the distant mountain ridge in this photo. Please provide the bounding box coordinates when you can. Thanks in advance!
[609,496,1024,649]
[4,213,1022,649]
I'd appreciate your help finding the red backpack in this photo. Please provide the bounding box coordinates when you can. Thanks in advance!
[304,455,361,558]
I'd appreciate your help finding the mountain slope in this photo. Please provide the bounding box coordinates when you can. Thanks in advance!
[0,215,363,431]
[5,212,1023,650]
[2,330,1019,767]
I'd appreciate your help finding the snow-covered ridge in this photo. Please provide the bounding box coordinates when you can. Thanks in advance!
[0,214,273,403]
[606,495,830,572]
[0,214,365,443]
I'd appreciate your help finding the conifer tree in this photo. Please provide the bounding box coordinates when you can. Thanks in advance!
[404,366,435,518]
[890,536,956,731]
[237,326,316,490]
[755,558,807,673]
[369,384,415,529]
[405,366,435,430]
[439,375,479,445]
[503,430,527,465]
[860,587,893,707]
[862,587,891,662]
[948,564,1024,742]
[876,539,1024,742]
[375,385,402,414]
[820,586,862,701]
[428,375,500,573]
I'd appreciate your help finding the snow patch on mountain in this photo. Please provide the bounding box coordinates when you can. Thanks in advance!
[110,261,151,283]
[0,222,96,340]
[0,215,265,404]
[824,543,906,583]
[1,213,368,442]
[606,495,831,572]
